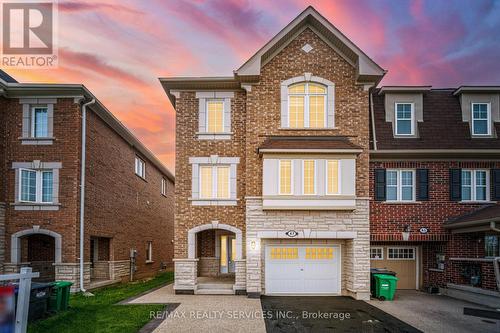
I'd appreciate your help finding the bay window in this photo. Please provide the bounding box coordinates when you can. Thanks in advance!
[279,160,292,195]
[326,160,340,195]
[302,160,316,195]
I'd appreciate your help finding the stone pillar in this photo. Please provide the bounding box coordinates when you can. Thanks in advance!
[54,262,91,292]
[109,260,130,281]
[174,258,198,294]
[246,237,262,298]
[234,259,246,295]
[3,262,30,274]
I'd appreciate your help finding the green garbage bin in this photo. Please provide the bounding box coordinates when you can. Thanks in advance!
[373,274,398,301]
[49,281,73,312]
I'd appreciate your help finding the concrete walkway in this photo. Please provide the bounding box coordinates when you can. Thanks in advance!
[367,290,500,333]
[127,284,266,333]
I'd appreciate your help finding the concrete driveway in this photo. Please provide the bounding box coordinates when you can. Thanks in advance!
[126,284,266,333]
[367,290,500,333]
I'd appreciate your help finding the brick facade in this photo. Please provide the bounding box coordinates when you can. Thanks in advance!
[0,88,174,289]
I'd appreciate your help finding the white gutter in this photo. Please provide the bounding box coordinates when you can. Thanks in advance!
[79,98,95,294]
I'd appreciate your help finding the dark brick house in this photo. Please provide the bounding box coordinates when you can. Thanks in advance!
[0,71,175,291]
[370,86,500,306]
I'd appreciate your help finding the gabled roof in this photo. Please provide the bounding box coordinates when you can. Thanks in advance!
[235,6,386,84]
[0,69,17,83]
[444,204,500,229]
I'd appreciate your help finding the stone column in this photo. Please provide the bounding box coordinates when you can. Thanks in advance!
[54,262,91,292]
[245,237,262,298]
[234,259,246,295]
[174,258,198,294]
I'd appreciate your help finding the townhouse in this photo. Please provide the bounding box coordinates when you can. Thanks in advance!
[0,70,175,291]
[162,6,500,303]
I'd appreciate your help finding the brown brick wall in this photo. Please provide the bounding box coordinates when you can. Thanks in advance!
[245,28,370,198]
[85,109,174,278]
[174,91,247,258]
[3,98,81,263]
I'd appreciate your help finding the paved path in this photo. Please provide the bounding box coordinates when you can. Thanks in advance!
[367,290,500,333]
[127,284,266,333]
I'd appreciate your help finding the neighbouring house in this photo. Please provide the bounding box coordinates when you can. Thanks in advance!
[370,86,500,306]
[0,70,175,291]
[161,6,385,299]
[161,5,500,303]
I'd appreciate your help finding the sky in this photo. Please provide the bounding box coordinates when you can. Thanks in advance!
[5,0,500,171]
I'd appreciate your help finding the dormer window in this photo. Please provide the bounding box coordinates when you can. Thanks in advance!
[395,103,414,135]
[288,82,326,128]
[471,103,491,136]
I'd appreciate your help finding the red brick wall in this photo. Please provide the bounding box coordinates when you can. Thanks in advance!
[3,98,81,263]
[85,109,174,278]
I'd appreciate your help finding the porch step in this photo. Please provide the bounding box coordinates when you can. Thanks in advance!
[195,288,235,295]
[197,283,234,290]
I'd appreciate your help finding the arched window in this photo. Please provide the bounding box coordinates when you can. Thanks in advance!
[287,82,328,128]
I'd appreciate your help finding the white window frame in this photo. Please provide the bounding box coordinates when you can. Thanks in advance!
[205,99,225,133]
[18,168,53,204]
[287,82,328,129]
[471,102,491,136]
[370,247,384,260]
[146,241,153,262]
[461,169,490,202]
[387,247,415,260]
[161,178,167,196]
[386,169,416,202]
[325,160,342,195]
[394,102,415,136]
[199,165,231,200]
[30,106,49,138]
[278,160,294,195]
[301,160,316,195]
[135,156,146,179]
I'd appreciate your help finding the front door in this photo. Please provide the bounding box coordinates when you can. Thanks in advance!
[220,235,236,274]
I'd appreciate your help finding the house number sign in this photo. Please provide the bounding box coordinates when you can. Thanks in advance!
[285,230,298,237]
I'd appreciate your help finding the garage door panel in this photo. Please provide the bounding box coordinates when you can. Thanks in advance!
[370,246,417,290]
[265,245,340,295]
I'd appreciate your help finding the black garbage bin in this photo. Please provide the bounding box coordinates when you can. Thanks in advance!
[13,282,54,322]
[370,268,396,296]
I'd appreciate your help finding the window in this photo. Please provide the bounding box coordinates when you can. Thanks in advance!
[288,82,327,128]
[270,247,298,260]
[388,247,415,260]
[31,107,49,138]
[485,235,499,257]
[206,99,224,133]
[326,160,340,195]
[461,169,489,201]
[386,170,415,202]
[199,165,230,199]
[279,160,292,195]
[306,247,333,260]
[471,103,490,135]
[161,178,167,196]
[146,241,153,262]
[395,103,414,135]
[370,247,384,260]
[302,160,316,195]
[135,157,145,178]
[19,169,53,203]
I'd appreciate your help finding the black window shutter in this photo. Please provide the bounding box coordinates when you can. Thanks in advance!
[449,169,462,201]
[374,169,386,201]
[492,169,500,201]
[416,169,429,201]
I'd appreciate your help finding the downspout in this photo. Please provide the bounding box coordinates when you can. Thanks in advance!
[79,98,95,294]
[369,89,377,150]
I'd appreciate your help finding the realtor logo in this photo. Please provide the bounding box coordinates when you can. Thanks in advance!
[1,0,58,67]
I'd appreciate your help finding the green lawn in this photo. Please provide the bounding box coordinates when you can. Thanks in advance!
[29,272,173,333]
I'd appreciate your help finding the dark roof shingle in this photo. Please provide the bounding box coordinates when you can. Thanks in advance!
[445,204,500,226]
[259,136,362,152]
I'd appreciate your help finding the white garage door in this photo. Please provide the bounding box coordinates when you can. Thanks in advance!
[265,245,340,295]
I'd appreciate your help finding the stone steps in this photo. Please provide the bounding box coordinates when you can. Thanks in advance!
[198,283,234,290]
[195,288,235,295]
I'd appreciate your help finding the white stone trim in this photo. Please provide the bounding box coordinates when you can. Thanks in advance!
[187,223,242,260]
[196,91,233,138]
[11,227,62,263]
[280,74,335,128]
[20,99,56,144]
[189,156,240,165]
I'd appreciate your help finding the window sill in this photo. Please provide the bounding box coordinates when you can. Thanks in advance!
[382,201,421,204]
[145,260,154,264]
[19,137,55,145]
[459,201,496,204]
[135,174,147,182]
[278,127,337,131]
[196,132,232,140]
[428,268,444,273]
[11,202,60,211]
[189,198,238,206]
